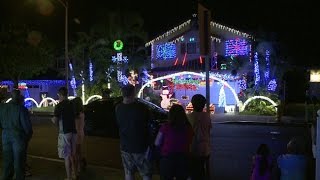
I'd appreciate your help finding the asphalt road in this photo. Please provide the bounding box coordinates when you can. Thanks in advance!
[19,114,315,179]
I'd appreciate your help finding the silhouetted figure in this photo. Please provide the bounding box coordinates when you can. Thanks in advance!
[251,144,272,180]
[115,85,152,180]
[277,138,307,180]
[0,89,33,180]
[51,87,77,180]
[155,104,194,180]
[187,94,212,180]
[71,97,85,176]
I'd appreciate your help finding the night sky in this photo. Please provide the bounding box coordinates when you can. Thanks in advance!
[0,0,318,67]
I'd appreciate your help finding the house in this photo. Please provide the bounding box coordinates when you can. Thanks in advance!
[143,14,256,112]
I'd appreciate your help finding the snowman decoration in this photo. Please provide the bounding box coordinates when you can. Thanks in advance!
[160,86,172,110]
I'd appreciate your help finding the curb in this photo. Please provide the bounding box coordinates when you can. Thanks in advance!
[214,121,310,127]
[27,155,122,172]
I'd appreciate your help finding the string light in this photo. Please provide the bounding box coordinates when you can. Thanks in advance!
[265,50,270,82]
[267,79,277,91]
[225,38,249,57]
[254,52,260,85]
[89,60,93,82]
[218,85,226,107]
[156,43,176,60]
[238,79,247,90]
[145,20,253,47]
[1,80,66,86]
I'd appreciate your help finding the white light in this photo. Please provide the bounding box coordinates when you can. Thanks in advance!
[137,71,240,106]
[107,83,111,89]
[241,96,277,112]
[85,95,102,105]
[82,84,85,105]
[67,96,75,100]
[39,97,57,107]
[5,98,12,103]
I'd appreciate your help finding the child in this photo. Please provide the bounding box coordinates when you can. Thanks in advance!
[188,94,212,180]
[251,144,272,180]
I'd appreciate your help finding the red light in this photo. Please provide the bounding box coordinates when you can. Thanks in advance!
[182,53,187,66]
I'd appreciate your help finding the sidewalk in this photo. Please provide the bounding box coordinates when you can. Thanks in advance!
[0,155,160,180]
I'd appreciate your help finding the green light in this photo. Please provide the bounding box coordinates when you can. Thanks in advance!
[113,40,124,51]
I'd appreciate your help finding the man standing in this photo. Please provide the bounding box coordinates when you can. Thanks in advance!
[51,87,77,180]
[115,85,152,180]
[0,89,33,180]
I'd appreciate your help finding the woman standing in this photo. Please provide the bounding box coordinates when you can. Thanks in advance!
[155,104,194,180]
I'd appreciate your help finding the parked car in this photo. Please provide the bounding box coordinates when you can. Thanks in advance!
[84,97,168,139]
[82,97,168,168]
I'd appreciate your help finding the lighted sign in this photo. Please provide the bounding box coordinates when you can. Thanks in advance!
[156,43,176,60]
[225,38,249,57]
[310,70,320,82]
[113,40,124,51]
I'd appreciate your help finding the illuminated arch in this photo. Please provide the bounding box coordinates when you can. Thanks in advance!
[85,95,102,105]
[24,98,40,108]
[39,97,58,107]
[137,71,240,105]
[241,96,278,112]
[5,98,12,103]
[68,96,76,100]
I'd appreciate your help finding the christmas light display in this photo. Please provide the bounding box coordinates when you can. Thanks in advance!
[111,52,129,83]
[221,64,227,70]
[241,96,277,112]
[218,86,226,107]
[137,71,241,105]
[145,20,252,47]
[1,80,65,86]
[265,50,270,82]
[156,43,176,60]
[254,52,260,85]
[89,60,93,82]
[238,79,247,90]
[267,79,277,91]
[145,20,191,47]
[113,40,124,51]
[225,38,249,57]
[210,22,252,39]
[69,63,77,96]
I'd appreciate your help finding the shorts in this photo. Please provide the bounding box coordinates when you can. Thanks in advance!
[58,133,77,159]
[120,150,152,177]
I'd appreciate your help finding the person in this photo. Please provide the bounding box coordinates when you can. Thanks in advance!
[277,137,307,180]
[51,87,77,180]
[71,97,85,176]
[0,89,33,180]
[18,95,32,177]
[101,88,112,100]
[187,94,212,180]
[155,104,194,180]
[115,84,153,180]
[250,144,272,180]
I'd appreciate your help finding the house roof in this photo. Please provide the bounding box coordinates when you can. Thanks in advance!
[145,19,253,47]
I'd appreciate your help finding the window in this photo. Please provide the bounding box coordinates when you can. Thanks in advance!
[187,42,196,54]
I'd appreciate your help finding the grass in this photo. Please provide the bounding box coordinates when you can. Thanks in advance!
[31,106,54,113]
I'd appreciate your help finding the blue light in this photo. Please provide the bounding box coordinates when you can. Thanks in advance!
[156,43,176,60]
[89,60,93,82]
[254,52,260,86]
[225,38,249,57]
[267,79,277,91]
[189,37,195,42]
[238,79,247,90]
[1,80,66,86]
[265,50,270,82]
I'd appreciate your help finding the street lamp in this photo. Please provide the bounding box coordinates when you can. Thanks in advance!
[56,0,69,94]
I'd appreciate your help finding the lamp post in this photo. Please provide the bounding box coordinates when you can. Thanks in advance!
[57,0,69,94]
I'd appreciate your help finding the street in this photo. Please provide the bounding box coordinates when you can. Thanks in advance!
[0,114,314,180]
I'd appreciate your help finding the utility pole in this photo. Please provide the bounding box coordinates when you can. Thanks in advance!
[57,0,69,94]
[198,2,211,114]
